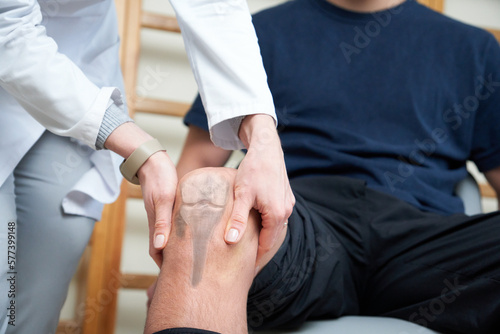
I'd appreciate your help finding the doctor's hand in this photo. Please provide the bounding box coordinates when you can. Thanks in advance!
[137,151,177,267]
[224,115,295,261]
[105,122,177,267]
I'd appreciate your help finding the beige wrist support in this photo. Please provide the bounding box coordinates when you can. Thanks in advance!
[120,139,165,185]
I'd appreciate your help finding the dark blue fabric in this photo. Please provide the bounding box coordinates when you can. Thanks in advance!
[184,0,500,215]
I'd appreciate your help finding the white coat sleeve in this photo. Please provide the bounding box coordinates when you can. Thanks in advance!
[169,0,277,150]
[0,0,119,150]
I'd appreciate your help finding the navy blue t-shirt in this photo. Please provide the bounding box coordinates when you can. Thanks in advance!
[184,0,500,215]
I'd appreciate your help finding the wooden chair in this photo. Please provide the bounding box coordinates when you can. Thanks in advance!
[56,0,499,333]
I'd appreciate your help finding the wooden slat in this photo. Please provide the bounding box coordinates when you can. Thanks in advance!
[82,181,128,334]
[486,28,500,42]
[142,12,181,33]
[122,0,143,118]
[56,320,80,334]
[417,0,444,12]
[128,183,143,199]
[121,273,157,290]
[114,0,128,62]
[480,183,497,199]
[428,0,444,12]
[135,97,190,117]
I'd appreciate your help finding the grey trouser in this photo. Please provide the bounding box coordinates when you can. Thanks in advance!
[0,131,96,334]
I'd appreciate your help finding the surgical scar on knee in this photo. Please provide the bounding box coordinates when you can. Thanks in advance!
[175,173,229,286]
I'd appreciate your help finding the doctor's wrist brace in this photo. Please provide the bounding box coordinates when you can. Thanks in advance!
[119,139,166,185]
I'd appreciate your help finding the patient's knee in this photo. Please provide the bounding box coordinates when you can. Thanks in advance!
[175,171,230,239]
[167,168,238,286]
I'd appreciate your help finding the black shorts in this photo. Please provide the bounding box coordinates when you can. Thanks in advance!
[247,176,500,334]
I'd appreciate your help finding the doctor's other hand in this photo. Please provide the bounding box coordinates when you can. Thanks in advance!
[224,115,295,260]
[105,122,178,267]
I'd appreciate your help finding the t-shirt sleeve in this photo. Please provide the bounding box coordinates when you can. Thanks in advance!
[470,34,500,172]
[184,94,209,132]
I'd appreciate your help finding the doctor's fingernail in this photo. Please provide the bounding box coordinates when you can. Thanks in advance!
[154,234,165,248]
[226,228,239,243]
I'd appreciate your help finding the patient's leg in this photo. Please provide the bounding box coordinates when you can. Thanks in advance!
[145,167,286,334]
[176,172,229,286]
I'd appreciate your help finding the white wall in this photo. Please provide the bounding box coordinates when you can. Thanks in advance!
[446,0,500,29]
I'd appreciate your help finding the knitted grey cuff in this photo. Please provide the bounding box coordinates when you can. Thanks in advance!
[95,103,134,150]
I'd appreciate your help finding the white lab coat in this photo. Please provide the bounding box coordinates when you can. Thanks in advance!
[0,0,276,220]
[0,0,124,220]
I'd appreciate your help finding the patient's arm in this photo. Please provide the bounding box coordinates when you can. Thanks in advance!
[484,165,500,208]
[177,125,231,178]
